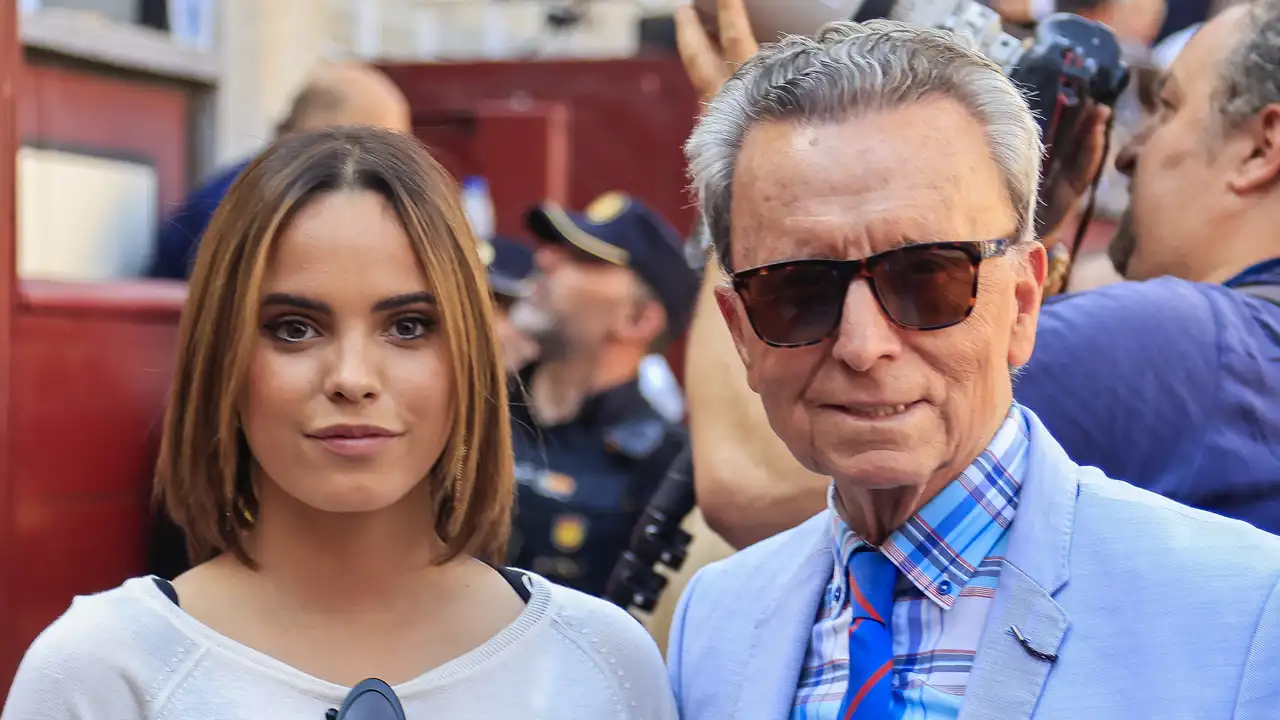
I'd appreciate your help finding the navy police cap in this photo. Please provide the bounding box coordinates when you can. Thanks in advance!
[524,192,700,336]
[480,235,535,300]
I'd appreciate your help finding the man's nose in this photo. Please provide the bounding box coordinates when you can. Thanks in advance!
[830,280,903,372]
[1115,126,1147,178]
[534,246,565,274]
[325,334,380,403]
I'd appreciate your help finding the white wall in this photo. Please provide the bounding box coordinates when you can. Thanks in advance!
[20,0,679,190]
[215,0,335,166]
[330,0,681,60]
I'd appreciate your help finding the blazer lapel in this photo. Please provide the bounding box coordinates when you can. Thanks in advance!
[960,410,1079,720]
[959,563,1069,720]
[731,514,834,720]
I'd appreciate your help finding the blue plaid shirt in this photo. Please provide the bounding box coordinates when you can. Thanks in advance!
[790,404,1031,720]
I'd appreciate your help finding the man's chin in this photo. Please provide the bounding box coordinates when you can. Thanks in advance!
[823,449,934,494]
[1106,211,1138,278]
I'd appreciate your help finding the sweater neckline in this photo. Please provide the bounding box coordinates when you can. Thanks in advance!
[125,571,555,702]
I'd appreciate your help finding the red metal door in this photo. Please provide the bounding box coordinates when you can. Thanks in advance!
[380,59,701,381]
[0,0,18,691]
[380,58,700,241]
[415,100,571,241]
[0,24,190,690]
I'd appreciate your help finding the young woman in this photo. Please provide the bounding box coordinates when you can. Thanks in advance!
[1,126,676,719]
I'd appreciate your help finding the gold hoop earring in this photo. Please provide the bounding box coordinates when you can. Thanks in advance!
[452,440,468,483]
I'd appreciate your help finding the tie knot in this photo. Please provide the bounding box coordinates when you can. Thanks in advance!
[847,549,897,624]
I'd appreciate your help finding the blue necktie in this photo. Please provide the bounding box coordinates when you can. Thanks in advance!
[836,548,898,720]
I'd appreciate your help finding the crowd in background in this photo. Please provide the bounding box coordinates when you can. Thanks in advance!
[7,0,1280,717]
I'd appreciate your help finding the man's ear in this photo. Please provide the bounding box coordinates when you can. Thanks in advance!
[1228,104,1280,194]
[1008,242,1046,368]
[620,297,667,347]
[714,284,753,373]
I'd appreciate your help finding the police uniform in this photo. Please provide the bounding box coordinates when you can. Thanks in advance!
[507,191,699,598]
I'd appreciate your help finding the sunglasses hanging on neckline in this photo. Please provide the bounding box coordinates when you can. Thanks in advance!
[325,678,407,720]
[731,237,1016,348]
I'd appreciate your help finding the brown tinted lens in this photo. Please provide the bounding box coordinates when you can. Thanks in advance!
[873,246,976,328]
[739,262,848,345]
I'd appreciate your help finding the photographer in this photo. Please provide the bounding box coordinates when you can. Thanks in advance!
[681,0,1280,549]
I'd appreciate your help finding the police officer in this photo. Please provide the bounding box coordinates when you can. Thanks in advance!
[505,191,698,598]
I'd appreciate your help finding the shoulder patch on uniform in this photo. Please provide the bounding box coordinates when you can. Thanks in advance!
[604,417,668,459]
[477,238,496,267]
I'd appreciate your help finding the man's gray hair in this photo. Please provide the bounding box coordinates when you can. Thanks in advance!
[1217,0,1280,128]
[686,20,1043,271]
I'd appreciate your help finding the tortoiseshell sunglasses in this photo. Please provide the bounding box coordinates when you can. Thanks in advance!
[731,238,1014,348]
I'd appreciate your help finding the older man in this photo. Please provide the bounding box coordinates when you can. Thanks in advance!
[683,0,1280,549]
[668,18,1280,720]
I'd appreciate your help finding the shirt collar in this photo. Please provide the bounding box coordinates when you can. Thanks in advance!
[1225,258,1280,288]
[828,404,1032,610]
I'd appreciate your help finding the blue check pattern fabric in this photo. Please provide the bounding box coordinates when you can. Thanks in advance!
[790,404,1032,720]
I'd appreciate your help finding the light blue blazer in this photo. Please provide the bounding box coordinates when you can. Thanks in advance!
[668,410,1280,719]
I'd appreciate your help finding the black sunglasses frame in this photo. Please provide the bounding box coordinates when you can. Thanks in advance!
[731,238,1015,349]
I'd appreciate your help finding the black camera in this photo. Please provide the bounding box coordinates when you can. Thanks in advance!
[1012,12,1129,169]
[604,444,696,613]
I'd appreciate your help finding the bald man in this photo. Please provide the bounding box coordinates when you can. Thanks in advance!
[146,62,412,280]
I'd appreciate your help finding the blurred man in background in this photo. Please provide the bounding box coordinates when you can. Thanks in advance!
[148,61,412,280]
[680,0,1280,549]
[506,192,698,598]
[486,229,687,419]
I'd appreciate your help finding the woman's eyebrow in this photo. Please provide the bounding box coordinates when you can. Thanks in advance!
[373,292,437,312]
[261,293,331,314]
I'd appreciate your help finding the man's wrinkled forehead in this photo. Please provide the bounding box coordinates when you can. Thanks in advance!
[729,104,1012,270]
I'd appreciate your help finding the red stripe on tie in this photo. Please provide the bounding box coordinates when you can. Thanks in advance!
[842,659,894,720]
[847,569,883,624]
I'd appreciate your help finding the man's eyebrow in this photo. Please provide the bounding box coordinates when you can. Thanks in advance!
[261,293,331,314]
[882,237,931,251]
[373,292,437,312]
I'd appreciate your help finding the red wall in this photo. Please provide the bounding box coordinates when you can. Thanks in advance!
[0,51,190,686]
[380,58,700,241]
[380,58,702,381]
[6,283,183,678]
[18,62,190,211]
[0,0,19,692]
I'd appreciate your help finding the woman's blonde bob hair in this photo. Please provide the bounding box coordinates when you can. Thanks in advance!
[154,125,513,567]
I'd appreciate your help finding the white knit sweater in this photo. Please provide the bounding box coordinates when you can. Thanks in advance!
[1,574,677,719]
